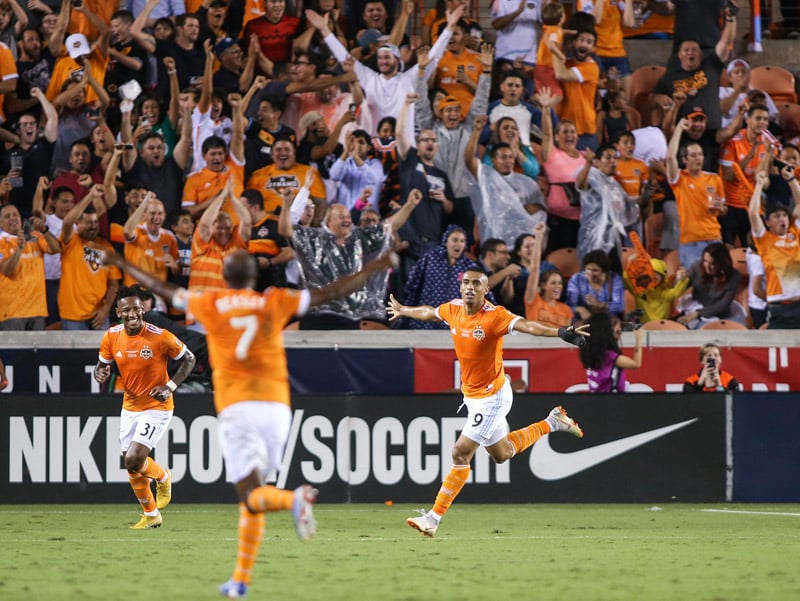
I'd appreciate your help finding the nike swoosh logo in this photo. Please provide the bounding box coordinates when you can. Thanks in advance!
[529,418,699,480]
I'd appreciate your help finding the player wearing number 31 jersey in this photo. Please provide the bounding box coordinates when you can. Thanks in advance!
[102,248,397,600]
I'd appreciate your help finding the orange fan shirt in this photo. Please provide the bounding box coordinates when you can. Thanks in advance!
[99,322,187,412]
[46,49,107,105]
[0,232,52,321]
[615,157,649,197]
[123,225,179,286]
[525,295,573,328]
[0,42,17,123]
[578,0,626,57]
[753,223,800,302]
[669,170,724,244]
[434,49,483,111]
[436,299,520,399]
[58,233,122,321]
[536,24,564,68]
[188,229,248,292]
[183,157,245,224]
[187,287,308,413]
[558,57,600,135]
[719,130,775,209]
[246,163,326,215]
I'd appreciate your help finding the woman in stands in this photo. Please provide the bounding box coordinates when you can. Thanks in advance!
[579,310,643,393]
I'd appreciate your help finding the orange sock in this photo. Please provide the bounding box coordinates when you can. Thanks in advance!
[128,471,157,513]
[139,457,167,482]
[432,464,470,517]
[247,485,294,513]
[232,503,265,585]
[508,419,551,456]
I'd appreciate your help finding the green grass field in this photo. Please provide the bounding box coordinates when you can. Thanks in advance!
[3,503,800,601]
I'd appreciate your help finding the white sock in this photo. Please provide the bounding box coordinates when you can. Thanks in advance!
[545,416,560,432]
[144,509,160,517]
[426,510,441,524]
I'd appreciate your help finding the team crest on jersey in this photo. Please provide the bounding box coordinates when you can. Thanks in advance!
[83,246,104,271]
[472,325,485,341]
[139,346,153,359]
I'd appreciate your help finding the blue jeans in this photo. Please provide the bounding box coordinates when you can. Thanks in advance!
[679,240,719,270]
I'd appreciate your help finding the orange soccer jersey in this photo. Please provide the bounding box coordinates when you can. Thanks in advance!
[433,49,483,111]
[0,232,51,320]
[58,233,122,321]
[558,57,600,136]
[183,157,245,224]
[123,225,179,286]
[436,299,520,399]
[753,224,800,301]
[188,229,248,292]
[615,157,649,197]
[99,323,187,412]
[246,163,325,215]
[669,170,724,244]
[578,0,626,57]
[719,130,775,209]
[187,287,307,413]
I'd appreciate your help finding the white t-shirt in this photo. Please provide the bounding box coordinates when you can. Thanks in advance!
[491,0,541,64]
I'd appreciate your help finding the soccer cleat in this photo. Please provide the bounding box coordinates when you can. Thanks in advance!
[219,579,248,599]
[130,513,162,529]
[549,405,584,438]
[156,469,172,510]
[292,485,318,541]
[407,514,438,538]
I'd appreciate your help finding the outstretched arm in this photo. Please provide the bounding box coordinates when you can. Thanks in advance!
[309,252,395,307]
[666,118,688,183]
[513,320,590,345]
[386,293,441,322]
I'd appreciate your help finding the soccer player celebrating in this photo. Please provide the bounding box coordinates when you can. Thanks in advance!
[102,248,397,599]
[387,264,589,537]
[93,287,196,529]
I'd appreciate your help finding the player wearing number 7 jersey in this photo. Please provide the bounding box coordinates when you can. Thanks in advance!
[102,247,398,600]
[94,287,197,530]
[387,264,590,538]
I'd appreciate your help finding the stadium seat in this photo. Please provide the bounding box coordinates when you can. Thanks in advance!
[545,247,581,279]
[750,66,798,104]
[777,103,800,140]
[644,213,664,258]
[360,320,389,330]
[284,321,300,330]
[629,65,666,122]
[641,319,688,330]
[699,319,748,330]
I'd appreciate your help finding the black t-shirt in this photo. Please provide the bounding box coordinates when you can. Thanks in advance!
[0,140,54,217]
[397,147,454,258]
[679,128,721,172]
[16,48,56,100]
[250,215,289,290]
[123,155,185,215]
[244,121,296,181]
[213,67,242,94]
[106,39,150,92]
[672,0,726,53]
[654,50,724,129]
[296,137,342,180]
[155,39,204,95]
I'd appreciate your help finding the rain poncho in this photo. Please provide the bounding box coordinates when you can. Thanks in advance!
[577,167,629,262]
[401,225,475,330]
[468,162,546,248]
[292,219,392,322]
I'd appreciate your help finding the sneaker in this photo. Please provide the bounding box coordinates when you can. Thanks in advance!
[292,485,318,541]
[156,469,172,510]
[549,405,584,438]
[130,513,162,529]
[219,579,248,599]
[407,515,438,538]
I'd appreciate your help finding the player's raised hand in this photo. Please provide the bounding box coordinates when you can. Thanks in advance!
[558,324,590,347]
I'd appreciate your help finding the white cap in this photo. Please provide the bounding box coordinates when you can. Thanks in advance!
[66,33,91,60]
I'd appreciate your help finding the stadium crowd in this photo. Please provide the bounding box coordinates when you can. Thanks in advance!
[1,0,799,333]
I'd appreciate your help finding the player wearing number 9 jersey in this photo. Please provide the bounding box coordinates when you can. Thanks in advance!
[387,264,590,538]
[102,248,397,600]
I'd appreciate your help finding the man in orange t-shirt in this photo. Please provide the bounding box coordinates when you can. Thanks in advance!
[433,21,483,111]
[667,118,725,269]
[387,264,589,538]
[552,29,600,150]
[123,197,180,286]
[95,287,195,529]
[0,204,61,329]
[103,247,395,598]
[719,103,777,246]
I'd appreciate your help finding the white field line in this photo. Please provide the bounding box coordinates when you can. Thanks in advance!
[701,508,800,517]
